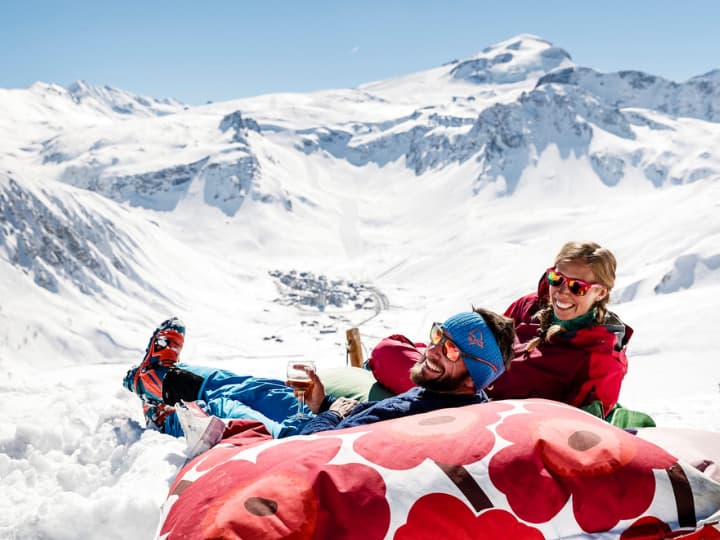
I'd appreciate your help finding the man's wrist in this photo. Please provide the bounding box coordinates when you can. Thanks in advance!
[318,395,336,413]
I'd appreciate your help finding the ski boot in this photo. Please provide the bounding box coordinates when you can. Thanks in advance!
[123,317,186,405]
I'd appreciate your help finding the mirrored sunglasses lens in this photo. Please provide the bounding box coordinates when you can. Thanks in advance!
[430,324,443,344]
[443,340,461,361]
[547,270,563,286]
[568,280,589,296]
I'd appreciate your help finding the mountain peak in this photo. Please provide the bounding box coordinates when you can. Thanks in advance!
[450,34,573,85]
[689,68,720,82]
[66,79,93,95]
[481,33,554,53]
[64,80,185,117]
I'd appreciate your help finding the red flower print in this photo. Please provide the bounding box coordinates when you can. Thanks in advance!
[488,400,678,533]
[394,494,544,540]
[620,516,720,540]
[165,443,247,501]
[167,419,276,497]
[161,437,391,540]
[349,402,512,469]
[619,516,672,539]
[672,524,720,539]
[194,442,246,472]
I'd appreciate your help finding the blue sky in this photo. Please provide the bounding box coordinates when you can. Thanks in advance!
[2,0,719,104]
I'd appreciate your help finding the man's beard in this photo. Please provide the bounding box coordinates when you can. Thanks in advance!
[409,355,467,392]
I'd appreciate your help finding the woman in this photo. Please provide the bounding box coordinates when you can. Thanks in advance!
[484,241,631,417]
[369,241,632,418]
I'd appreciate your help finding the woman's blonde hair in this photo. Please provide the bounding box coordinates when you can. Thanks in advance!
[526,241,617,352]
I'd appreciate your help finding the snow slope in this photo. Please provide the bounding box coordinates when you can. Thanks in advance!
[0,34,718,539]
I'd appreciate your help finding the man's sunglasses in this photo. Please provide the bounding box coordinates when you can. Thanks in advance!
[429,323,498,372]
[546,268,600,297]
[429,323,464,361]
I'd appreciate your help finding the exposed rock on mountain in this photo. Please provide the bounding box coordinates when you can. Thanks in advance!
[537,67,720,122]
[0,176,149,293]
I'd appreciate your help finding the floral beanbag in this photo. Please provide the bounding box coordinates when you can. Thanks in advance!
[156,399,720,539]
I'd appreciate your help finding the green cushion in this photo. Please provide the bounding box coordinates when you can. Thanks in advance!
[321,366,396,402]
[606,404,657,428]
[581,400,656,428]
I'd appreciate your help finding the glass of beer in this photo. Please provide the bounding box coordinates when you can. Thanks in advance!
[286,360,316,419]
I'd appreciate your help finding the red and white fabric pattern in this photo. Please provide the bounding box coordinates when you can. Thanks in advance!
[155,399,720,539]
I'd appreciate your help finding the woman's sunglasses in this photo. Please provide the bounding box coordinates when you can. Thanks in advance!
[546,268,600,297]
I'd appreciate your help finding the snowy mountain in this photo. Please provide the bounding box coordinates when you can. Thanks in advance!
[0,176,144,294]
[538,67,720,122]
[12,34,714,225]
[1,34,719,539]
[64,80,184,117]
